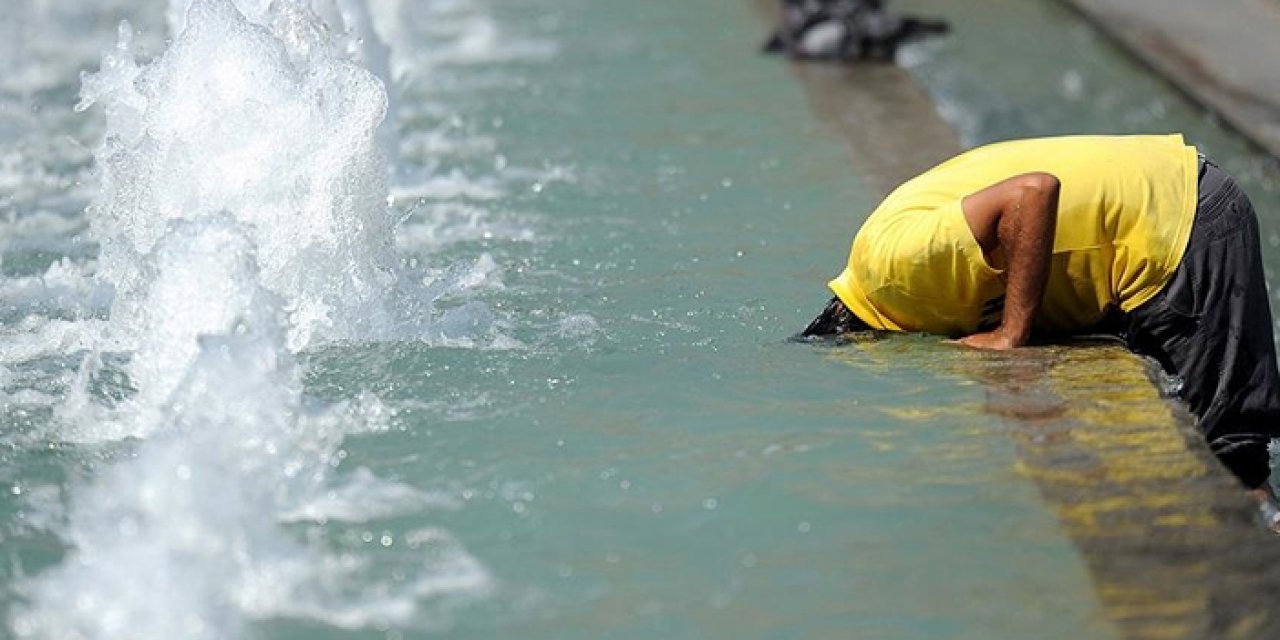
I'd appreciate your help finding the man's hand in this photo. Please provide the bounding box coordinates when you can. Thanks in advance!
[955,329,1018,350]
[1248,487,1280,534]
[960,172,1061,348]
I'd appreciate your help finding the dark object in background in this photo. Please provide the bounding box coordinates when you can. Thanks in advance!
[762,0,949,62]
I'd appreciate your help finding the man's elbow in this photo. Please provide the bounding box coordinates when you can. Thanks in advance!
[1019,172,1060,198]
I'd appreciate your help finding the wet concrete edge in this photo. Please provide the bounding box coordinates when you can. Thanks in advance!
[1053,0,1280,160]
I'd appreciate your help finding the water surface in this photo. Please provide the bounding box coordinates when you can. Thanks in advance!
[2,1,1279,638]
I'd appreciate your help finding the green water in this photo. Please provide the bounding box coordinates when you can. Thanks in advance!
[326,0,1116,637]
[7,0,1280,638]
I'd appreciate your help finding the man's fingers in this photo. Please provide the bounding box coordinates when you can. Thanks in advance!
[951,331,1017,350]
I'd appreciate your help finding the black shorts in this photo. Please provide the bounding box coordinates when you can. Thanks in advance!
[1124,159,1280,489]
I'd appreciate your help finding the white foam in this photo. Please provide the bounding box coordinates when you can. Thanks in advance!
[80,0,396,352]
[0,210,85,241]
[14,1,495,636]
[17,221,490,639]
[122,217,282,434]
[18,226,301,638]
[2,389,61,408]
[395,392,501,422]
[419,14,557,67]
[279,466,462,523]
[557,314,600,340]
[398,123,498,161]
[0,259,111,326]
[392,170,504,202]
[365,0,411,79]
[446,252,504,292]
[396,202,538,251]
[239,528,490,631]
[0,317,108,367]
[167,0,398,157]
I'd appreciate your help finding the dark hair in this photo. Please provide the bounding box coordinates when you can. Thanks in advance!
[799,296,871,337]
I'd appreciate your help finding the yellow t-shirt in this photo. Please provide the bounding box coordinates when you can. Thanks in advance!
[828,134,1199,336]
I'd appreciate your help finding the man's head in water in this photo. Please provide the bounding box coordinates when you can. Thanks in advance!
[800,296,871,337]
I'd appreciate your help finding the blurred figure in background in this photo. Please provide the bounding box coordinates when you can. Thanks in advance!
[762,0,948,62]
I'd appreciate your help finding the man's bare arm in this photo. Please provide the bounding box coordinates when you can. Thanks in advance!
[956,172,1060,350]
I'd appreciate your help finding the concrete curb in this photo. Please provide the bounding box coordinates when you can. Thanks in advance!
[1055,0,1280,159]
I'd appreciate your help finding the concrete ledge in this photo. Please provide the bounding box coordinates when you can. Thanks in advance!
[1056,0,1280,159]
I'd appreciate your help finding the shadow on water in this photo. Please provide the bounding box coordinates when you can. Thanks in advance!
[830,338,1280,639]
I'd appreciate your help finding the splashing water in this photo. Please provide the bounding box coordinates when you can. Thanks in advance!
[166,0,398,155]
[167,0,393,84]
[12,0,493,636]
[81,0,395,353]
[15,219,489,639]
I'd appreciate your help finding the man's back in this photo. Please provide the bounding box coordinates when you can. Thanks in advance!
[830,134,1199,335]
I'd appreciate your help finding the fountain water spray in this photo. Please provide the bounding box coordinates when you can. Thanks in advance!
[13,0,491,636]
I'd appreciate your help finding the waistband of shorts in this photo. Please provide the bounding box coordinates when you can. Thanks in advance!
[1196,154,1235,207]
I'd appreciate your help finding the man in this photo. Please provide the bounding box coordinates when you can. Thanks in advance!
[803,134,1280,498]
